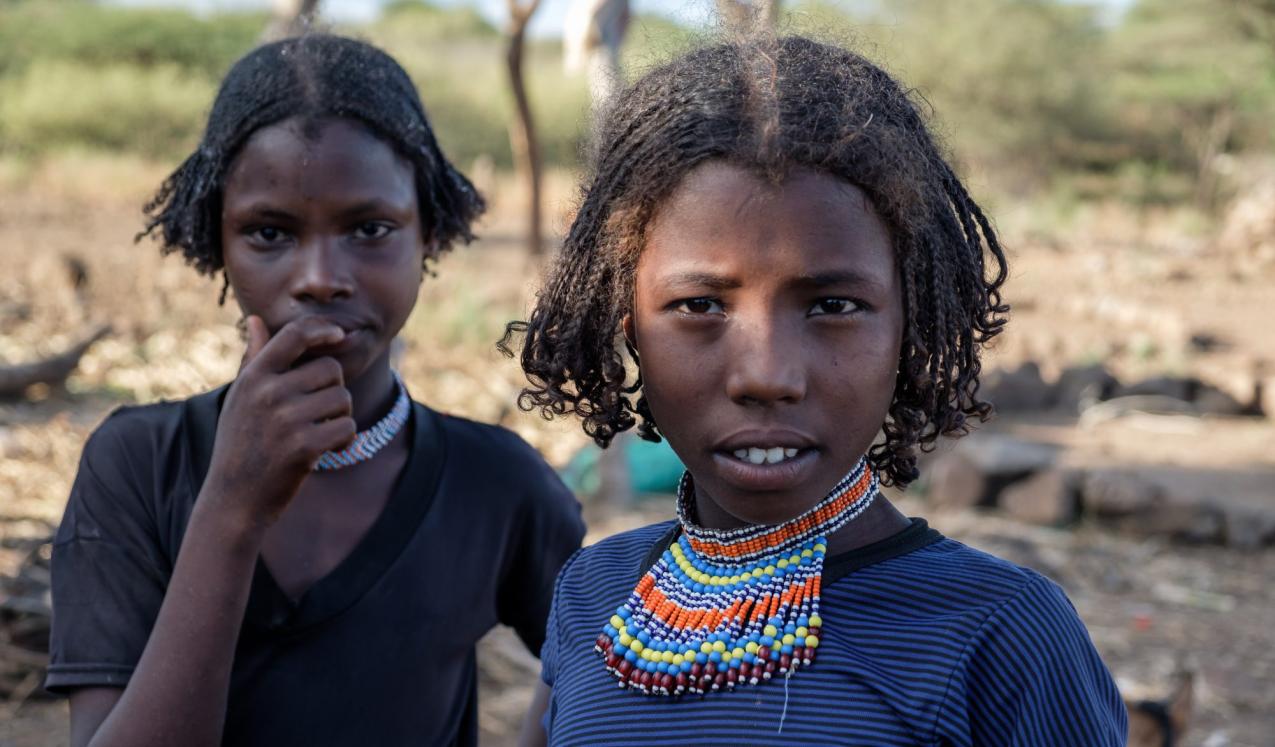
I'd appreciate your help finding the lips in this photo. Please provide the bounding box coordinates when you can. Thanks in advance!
[711,429,820,490]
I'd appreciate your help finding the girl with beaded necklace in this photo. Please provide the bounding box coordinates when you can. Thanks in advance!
[47,34,584,747]
[505,36,1127,744]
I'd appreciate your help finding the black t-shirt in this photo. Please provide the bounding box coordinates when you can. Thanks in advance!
[46,385,585,746]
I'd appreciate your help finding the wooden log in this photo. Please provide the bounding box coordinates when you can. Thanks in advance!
[0,324,109,399]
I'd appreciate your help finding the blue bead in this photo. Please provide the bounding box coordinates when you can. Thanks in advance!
[709,652,722,663]
[681,661,692,673]
[637,631,650,644]
[693,583,704,593]
[797,615,809,627]
[604,624,617,636]
[657,662,668,673]
[695,652,708,664]
[781,644,793,654]
[800,556,812,566]
[760,636,774,647]
[744,652,755,663]
[706,633,717,643]
[769,616,783,626]
[784,623,796,634]
[617,608,631,619]
[729,659,741,669]
[625,650,637,662]
[613,638,625,650]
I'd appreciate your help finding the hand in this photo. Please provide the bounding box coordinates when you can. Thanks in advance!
[202,315,356,529]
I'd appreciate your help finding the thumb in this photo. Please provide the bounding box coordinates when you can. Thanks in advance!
[241,315,270,369]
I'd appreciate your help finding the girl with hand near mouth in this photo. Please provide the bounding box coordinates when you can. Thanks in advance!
[47,35,584,747]
[506,36,1126,745]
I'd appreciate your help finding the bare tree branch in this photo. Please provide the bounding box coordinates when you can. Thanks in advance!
[506,0,545,256]
[0,325,110,399]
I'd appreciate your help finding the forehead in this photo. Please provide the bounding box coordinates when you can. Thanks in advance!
[641,161,895,283]
[223,116,415,207]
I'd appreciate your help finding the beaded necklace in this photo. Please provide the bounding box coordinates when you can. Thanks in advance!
[595,456,879,696]
[312,371,409,472]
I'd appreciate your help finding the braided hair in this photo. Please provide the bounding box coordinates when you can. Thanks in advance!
[141,33,484,301]
[502,36,1009,488]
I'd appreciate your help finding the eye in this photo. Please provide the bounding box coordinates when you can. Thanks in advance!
[245,226,292,247]
[674,297,724,315]
[352,222,394,241]
[808,298,861,316]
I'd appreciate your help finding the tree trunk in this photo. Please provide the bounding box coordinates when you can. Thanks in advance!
[263,0,320,42]
[716,0,779,35]
[506,0,545,256]
[0,325,111,399]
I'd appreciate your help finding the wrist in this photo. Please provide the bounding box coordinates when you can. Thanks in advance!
[189,482,273,551]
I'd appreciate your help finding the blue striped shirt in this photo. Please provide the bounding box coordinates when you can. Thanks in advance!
[541,519,1127,745]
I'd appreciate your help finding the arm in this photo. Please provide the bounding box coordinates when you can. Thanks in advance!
[516,681,551,747]
[66,316,356,747]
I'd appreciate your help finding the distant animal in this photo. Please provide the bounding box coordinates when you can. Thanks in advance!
[1126,672,1192,747]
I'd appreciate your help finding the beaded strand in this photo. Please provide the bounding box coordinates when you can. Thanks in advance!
[594,457,879,696]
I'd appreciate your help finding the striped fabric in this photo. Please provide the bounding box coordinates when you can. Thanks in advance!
[542,521,1127,746]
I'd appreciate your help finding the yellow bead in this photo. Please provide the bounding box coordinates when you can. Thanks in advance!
[801,549,813,558]
[700,642,713,654]
[789,554,801,565]
[777,559,789,569]
[764,565,776,575]
[661,650,674,663]
[619,633,634,647]
[610,615,625,629]
[741,571,752,581]
[782,634,795,646]
[795,626,808,638]
[630,640,645,653]
[805,635,819,648]
[672,654,685,666]
[763,624,778,637]
[772,641,782,651]
[712,641,726,653]
[814,543,827,553]
[808,615,823,628]
[745,641,759,654]
[721,650,732,663]
[732,648,745,660]
[729,575,740,584]
[710,576,722,585]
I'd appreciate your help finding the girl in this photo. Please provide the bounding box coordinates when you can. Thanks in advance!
[506,36,1127,745]
[47,34,584,747]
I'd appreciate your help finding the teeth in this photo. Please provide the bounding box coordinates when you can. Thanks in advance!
[732,446,802,465]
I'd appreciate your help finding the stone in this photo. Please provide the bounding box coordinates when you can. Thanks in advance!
[1000,469,1079,526]
[955,433,1059,476]
[1082,469,1162,517]
[1222,509,1275,549]
[921,452,988,509]
[1053,363,1119,414]
[981,361,1054,413]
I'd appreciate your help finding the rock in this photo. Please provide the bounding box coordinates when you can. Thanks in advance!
[1191,383,1246,416]
[1000,469,1079,526]
[1114,376,1196,402]
[1081,469,1225,542]
[982,361,1054,413]
[1053,363,1118,414]
[1082,470,1161,517]
[955,433,1059,476]
[921,452,988,509]
[1222,509,1275,549]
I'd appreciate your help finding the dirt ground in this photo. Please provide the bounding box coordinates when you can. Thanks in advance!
[1,164,1272,746]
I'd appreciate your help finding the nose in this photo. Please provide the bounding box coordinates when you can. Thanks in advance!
[291,238,354,305]
[723,311,807,407]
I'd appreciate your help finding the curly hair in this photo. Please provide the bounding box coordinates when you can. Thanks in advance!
[140,33,484,302]
[501,36,1009,487]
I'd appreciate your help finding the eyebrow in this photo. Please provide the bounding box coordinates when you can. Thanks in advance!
[658,272,742,291]
[792,270,886,289]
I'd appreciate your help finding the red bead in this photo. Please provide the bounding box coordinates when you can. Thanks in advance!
[726,669,738,685]
[698,674,713,691]
[660,673,674,693]
[806,648,817,665]
[739,662,752,681]
[808,626,820,636]
[675,673,688,692]
[704,662,718,678]
[756,647,770,661]
[763,661,776,680]
[595,634,612,652]
[606,652,620,669]
[792,647,804,668]
[690,663,703,678]
[618,659,632,675]
[639,671,653,690]
[713,673,726,690]
[779,654,792,672]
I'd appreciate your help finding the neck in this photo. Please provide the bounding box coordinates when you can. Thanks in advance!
[345,353,398,431]
[689,463,911,557]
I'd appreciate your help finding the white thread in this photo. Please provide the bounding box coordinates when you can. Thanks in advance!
[777,666,795,733]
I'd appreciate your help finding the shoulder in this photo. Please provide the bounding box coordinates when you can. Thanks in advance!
[864,536,1050,609]
[434,410,555,472]
[77,388,220,477]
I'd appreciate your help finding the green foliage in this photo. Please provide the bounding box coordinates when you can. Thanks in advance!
[0,60,213,158]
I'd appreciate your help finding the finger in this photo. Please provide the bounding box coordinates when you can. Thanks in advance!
[312,416,358,455]
[293,386,353,425]
[280,356,345,394]
[241,315,270,370]
[253,316,345,374]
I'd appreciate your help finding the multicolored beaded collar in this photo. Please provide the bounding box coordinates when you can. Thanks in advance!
[595,456,880,696]
[312,371,409,472]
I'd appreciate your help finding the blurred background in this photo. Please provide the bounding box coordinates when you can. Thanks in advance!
[0,0,1272,745]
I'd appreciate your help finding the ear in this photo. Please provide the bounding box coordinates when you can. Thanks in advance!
[621,313,637,352]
